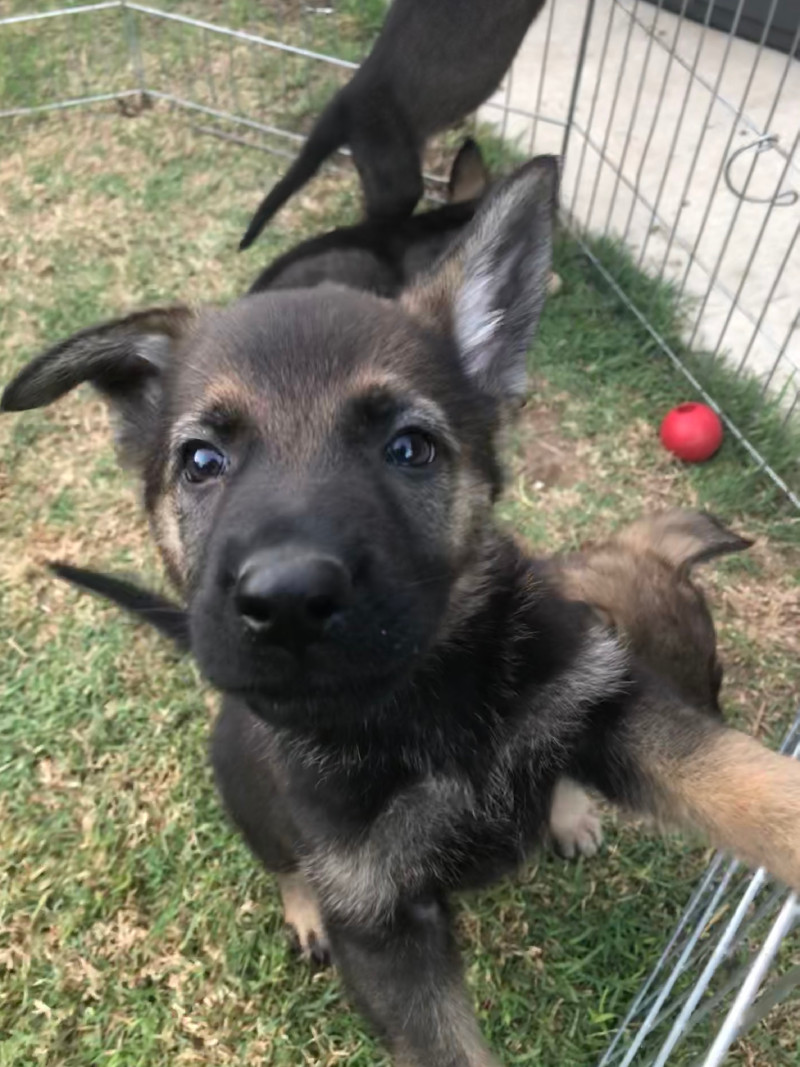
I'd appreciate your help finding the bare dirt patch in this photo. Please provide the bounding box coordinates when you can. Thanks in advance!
[510,399,590,490]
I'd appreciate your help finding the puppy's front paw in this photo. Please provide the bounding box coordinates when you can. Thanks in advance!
[549,777,603,859]
[546,271,563,297]
[278,872,331,968]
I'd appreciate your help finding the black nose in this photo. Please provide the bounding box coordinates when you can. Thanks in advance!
[234,548,351,646]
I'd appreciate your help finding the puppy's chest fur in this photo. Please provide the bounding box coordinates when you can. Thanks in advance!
[244,555,630,920]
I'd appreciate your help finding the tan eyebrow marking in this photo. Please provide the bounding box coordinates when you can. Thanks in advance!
[199,377,263,422]
[346,373,459,452]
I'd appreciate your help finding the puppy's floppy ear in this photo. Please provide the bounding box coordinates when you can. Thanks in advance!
[615,510,753,572]
[1,306,196,466]
[447,138,491,204]
[403,155,558,403]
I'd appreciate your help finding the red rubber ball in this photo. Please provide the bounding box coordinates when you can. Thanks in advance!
[659,402,723,463]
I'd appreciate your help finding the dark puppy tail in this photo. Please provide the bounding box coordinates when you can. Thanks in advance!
[49,562,190,652]
[239,96,348,250]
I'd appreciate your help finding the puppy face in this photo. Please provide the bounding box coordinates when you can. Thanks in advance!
[147,290,501,702]
[2,157,559,716]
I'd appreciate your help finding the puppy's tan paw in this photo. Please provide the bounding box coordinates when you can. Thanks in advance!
[546,271,563,297]
[549,777,603,859]
[278,872,331,968]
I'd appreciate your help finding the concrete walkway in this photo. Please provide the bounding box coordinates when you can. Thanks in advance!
[479,0,800,408]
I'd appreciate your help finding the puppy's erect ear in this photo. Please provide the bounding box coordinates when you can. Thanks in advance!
[1,306,196,465]
[403,155,558,403]
[447,138,490,204]
[616,510,753,573]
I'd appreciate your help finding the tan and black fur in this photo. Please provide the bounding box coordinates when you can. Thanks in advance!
[4,158,800,1067]
[47,507,751,862]
[545,509,752,858]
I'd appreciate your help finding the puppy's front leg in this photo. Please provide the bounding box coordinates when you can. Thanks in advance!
[327,897,500,1067]
[577,685,800,890]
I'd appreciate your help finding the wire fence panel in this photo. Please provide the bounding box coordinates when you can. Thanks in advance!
[478,0,800,479]
[597,711,800,1067]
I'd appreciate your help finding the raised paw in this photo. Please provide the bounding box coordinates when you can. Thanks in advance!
[549,776,603,860]
[278,871,331,968]
[546,271,563,297]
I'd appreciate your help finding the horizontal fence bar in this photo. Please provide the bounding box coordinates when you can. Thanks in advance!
[125,2,358,70]
[0,89,141,120]
[480,98,569,130]
[144,89,307,143]
[0,1,121,28]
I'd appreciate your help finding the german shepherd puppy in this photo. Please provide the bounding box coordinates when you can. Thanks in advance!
[249,139,490,297]
[5,159,800,1067]
[239,0,547,250]
[47,505,752,866]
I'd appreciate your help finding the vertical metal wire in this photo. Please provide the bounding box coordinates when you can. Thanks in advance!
[685,8,797,354]
[633,0,718,266]
[600,0,666,237]
[151,10,174,101]
[527,0,557,154]
[200,23,219,110]
[561,0,597,168]
[761,309,800,396]
[276,2,289,107]
[652,0,750,287]
[781,375,800,426]
[173,17,199,109]
[499,61,517,144]
[225,33,243,118]
[620,0,692,249]
[674,0,782,310]
[122,0,146,95]
[66,3,92,101]
[713,133,800,371]
[299,3,315,133]
[583,0,641,230]
[567,0,615,215]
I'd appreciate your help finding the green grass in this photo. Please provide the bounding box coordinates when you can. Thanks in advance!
[1,38,799,1067]
[534,235,800,542]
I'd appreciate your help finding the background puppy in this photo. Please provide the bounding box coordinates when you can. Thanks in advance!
[544,510,752,858]
[249,139,489,297]
[6,159,800,1067]
[239,0,547,249]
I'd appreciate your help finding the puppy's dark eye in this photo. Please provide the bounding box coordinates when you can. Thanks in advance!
[181,441,227,483]
[385,430,436,467]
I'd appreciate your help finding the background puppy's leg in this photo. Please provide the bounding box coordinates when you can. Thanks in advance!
[549,776,603,859]
[211,699,329,963]
[577,688,800,890]
[349,99,423,220]
[327,898,499,1067]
